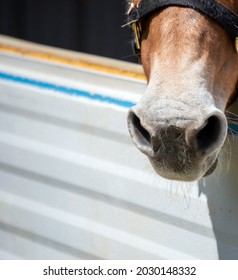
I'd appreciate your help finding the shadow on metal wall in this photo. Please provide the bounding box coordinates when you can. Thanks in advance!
[198,133,238,259]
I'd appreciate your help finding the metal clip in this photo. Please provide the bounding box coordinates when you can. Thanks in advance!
[132,21,142,51]
[126,2,135,15]
[126,1,141,15]
[236,37,238,53]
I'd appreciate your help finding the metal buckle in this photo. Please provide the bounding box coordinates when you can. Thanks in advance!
[126,1,141,15]
[127,2,135,15]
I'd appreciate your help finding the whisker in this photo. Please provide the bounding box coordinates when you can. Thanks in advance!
[225,110,238,125]
[121,53,139,60]
[225,110,238,118]
[228,126,238,136]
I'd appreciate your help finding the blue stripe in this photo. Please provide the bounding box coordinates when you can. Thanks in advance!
[228,123,238,135]
[0,71,136,108]
[0,71,237,134]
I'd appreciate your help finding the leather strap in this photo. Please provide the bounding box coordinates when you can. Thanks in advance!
[127,0,238,40]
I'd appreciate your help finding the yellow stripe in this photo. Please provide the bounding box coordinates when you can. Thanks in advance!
[0,45,146,81]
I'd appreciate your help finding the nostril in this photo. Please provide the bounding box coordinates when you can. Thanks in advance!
[195,115,224,154]
[128,110,151,146]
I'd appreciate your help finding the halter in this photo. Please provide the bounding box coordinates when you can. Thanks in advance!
[126,0,238,55]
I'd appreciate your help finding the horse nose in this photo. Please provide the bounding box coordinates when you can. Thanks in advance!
[186,113,227,156]
[127,109,227,157]
[127,110,154,156]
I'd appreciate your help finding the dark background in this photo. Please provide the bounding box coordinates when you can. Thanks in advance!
[0,0,137,63]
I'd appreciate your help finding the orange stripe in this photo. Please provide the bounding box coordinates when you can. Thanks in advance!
[0,45,146,81]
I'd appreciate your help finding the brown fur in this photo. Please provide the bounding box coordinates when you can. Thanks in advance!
[140,0,238,109]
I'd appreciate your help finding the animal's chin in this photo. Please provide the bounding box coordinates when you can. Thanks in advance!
[203,158,218,177]
[148,155,219,182]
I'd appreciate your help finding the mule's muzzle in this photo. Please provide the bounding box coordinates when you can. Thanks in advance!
[127,108,227,181]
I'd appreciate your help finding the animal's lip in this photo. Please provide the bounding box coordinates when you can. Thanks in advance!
[148,153,219,181]
[148,156,196,181]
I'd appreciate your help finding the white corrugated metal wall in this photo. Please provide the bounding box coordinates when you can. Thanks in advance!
[0,36,238,260]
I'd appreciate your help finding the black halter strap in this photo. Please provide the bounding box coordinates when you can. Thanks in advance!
[126,0,238,52]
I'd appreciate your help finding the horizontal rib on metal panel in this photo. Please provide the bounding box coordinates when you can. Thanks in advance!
[0,36,238,260]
